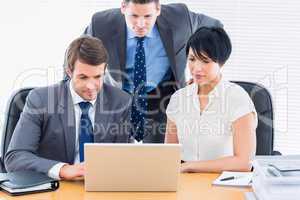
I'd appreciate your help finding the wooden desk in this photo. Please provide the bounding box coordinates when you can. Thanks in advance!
[0,173,250,200]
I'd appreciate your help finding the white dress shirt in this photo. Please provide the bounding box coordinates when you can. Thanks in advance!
[48,81,96,180]
[166,78,258,161]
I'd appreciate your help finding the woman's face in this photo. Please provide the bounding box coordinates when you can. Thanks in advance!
[187,48,221,85]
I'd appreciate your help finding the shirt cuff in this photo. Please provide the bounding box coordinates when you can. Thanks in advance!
[48,162,67,180]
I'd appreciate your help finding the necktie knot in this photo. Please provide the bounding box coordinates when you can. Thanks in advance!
[136,36,145,45]
[79,102,92,115]
[136,36,145,41]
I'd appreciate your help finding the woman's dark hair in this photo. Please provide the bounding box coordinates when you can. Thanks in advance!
[186,27,232,66]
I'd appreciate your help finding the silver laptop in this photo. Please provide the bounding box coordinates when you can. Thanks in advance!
[84,143,181,191]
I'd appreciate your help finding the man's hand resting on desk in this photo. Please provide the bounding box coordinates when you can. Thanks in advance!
[59,163,84,180]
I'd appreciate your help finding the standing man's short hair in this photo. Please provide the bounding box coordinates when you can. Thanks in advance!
[123,0,159,4]
[66,36,108,72]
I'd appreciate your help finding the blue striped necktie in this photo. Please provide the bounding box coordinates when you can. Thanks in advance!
[131,37,147,141]
[79,101,94,162]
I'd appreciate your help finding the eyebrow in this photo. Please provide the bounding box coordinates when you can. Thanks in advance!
[130,13,153,17]
[93,74,102,78]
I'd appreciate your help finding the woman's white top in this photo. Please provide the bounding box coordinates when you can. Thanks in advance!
[166,79,258,161]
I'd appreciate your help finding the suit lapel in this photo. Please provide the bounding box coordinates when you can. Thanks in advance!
[94,84,109,142]
[156,17,178,80]
[58,81,76,164]
[111,14,127,81]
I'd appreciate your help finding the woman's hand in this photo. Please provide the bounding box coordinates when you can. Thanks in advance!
[180,162,192,173]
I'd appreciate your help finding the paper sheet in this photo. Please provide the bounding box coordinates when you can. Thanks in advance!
[212,171,253,187]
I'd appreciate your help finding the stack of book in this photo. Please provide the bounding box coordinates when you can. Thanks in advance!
[245,157,300,200]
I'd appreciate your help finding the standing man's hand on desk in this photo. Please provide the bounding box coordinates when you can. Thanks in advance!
[59,163,84,180]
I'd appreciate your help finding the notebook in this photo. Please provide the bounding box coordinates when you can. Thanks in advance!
[212,171,253,187]
[0,170,59,196]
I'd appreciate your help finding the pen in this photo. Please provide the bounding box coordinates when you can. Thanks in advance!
[220,176,237,181]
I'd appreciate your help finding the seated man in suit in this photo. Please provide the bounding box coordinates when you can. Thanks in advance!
[5,36,132,180]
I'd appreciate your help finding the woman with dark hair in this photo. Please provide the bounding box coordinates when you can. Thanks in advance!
[165,27,257,173]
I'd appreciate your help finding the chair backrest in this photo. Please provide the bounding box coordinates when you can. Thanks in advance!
[231,81,275,155]
[0,88,33,172]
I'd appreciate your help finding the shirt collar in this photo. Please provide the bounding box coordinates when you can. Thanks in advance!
[187,76,227,98]
[69,80,96,107]
[126,24,158,40]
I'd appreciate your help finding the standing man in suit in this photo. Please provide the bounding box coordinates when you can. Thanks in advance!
[81,0,223,143]
[5,36,132,180]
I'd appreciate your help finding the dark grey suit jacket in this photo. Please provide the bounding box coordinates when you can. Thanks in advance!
[84,3,222,88]
[4,81,132,174]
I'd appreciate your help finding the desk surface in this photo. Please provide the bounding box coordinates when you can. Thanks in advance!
[0,173,250,200]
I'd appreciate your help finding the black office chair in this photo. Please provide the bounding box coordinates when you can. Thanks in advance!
[0,87,34,172]
[231,81,281,156]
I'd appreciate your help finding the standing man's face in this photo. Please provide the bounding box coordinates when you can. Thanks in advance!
[121,2,161,37]
[66,60,106,101]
